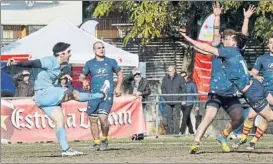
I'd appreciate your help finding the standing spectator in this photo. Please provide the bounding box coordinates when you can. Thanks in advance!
[124,67,151,140]
[161,66,186,134]
[13,70,34,97]
[180,71,199,135]
[159,96,169,134]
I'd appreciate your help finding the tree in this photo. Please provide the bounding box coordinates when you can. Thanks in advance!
[223,1,273,42]
[93,1,171,45]
[93,1,273,45]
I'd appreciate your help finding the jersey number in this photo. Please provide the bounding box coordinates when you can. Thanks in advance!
[240,60,248,75]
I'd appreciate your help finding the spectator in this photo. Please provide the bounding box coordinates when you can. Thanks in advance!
[180,71,199,135]
[57,76,73,93]
[159,96,169,134]
[60,62,72,76]
[161,66,186,134]
[124,67,151,140]
[13,70,34,97]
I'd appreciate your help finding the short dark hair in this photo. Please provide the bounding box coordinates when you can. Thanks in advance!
[232,33,248,49]
[93,41,104,49]
[53,42,70,56]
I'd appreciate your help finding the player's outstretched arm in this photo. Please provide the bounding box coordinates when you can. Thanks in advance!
[242,5,256,36]
[194,47,214,55]
[212,1,222,46]
[176,41,213,55]
[7,58,42,68]
[180,33,219,56]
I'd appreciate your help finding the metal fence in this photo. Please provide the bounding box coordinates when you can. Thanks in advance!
[142,93,273,137]
[142,93,207,137]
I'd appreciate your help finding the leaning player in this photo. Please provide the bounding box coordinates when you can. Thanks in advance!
[233,35,273,150]
[7,42,104,156]
[79,41,123,151]
[184,2,254,154]
[180,30,273,135]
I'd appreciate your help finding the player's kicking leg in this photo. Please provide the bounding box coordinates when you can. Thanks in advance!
[35,87,83,156]
[46,107,83,156]
[62,89,104,102]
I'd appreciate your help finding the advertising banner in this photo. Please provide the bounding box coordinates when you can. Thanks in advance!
[1,95,146,143]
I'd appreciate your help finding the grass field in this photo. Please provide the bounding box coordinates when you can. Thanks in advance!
[1,135,273,163]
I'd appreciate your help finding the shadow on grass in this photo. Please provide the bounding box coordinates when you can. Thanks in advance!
[195,150,273,155]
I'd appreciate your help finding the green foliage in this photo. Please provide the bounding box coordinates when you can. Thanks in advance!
[94,1,171,46]
[93,1,273,45]
[223,1,273,42]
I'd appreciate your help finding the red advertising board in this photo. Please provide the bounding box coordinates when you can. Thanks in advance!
[1,95,146,143]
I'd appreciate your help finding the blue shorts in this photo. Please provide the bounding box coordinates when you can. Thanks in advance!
[244,79,268,113]
[87,94,114,116]
[34,87,66,117]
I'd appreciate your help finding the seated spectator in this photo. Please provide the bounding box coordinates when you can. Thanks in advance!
[13,70,34,97]
[57,76,73,93]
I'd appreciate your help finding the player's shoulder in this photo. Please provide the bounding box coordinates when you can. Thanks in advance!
[86,58,96,64]
[104,57,118,65]
[104,57,116,62]
[39,56,58,67]
[40,56,54,61]
[259,53,270,59]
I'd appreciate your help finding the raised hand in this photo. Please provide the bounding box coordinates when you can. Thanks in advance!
[244,5,256,19]
[212,1,222,17]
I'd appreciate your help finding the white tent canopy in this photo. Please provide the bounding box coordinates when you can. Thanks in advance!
[1,18,139,67]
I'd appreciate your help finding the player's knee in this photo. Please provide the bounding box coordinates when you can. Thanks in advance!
[267,98,273,106]
[247,116,255,122]
[62,92,75,102]
[263,116,273,123]
[72,90,80,101]
[89,116,99,125]
[237,116,244,126]
[247,110,257,121]
[268,113,273,122]
[98,114,109,126]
